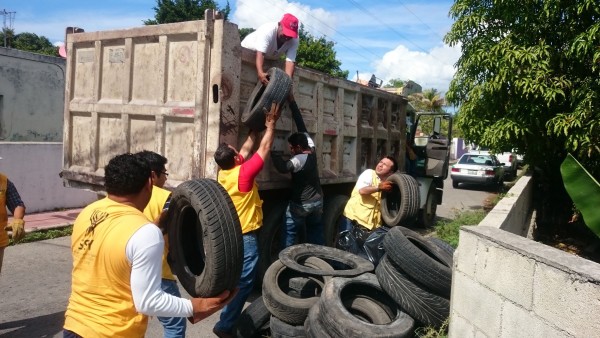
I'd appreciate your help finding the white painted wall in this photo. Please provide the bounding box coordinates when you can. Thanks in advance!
[0,142,97,213]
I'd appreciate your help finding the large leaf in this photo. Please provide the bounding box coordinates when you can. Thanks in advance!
[561,153,600,237]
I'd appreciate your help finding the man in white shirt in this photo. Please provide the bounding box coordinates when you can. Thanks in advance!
[241,13,300,85]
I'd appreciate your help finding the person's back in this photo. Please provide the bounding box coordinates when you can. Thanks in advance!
[65,198,152,337]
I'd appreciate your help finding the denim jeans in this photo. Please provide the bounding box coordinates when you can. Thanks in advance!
[157,279,186,337]
[214,232,258,333]
[282,199,324,248]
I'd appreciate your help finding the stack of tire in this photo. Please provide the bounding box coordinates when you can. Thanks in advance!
[236,244,417,337]
[375,226,454,329]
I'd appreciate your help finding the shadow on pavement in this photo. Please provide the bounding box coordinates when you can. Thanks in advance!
[0,311,64,338]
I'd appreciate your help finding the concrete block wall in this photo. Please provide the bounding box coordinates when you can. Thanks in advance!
[449,174,600,337]
[0,142,97,213]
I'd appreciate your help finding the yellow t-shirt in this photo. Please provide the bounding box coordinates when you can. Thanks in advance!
[218,165,263,234]
[64,198,150,338]
[343,170,383,230]
[142,185,175,280]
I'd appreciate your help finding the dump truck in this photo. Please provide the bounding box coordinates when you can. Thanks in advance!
[60,10,452,276]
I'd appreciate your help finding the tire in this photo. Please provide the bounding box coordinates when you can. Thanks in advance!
[376,255,449,328]
[384,227,452,298]
[322,195,349,247]
[279,243,374,277]
[317,273,415,337]
[452,180,459,189]
[235,296,271,338]
[257,200,288,287]
[262,257,333,325]
[305,302,332,338]
[166,179,243,297]
[427,237,455,257]
[270,315,307,338]
[418,183,439,228]
[242,67,292,131]
[381,173,420,227]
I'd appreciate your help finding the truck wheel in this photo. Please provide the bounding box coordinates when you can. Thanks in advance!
[381,173,420,227]
[242,67,292,131]
[322,195,349,247]
[257,200,288,287]
[167,179,243,297]
[419,183,438,228]
[279,243,374,277]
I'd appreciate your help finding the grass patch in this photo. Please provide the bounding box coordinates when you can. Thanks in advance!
[9,225,73,245]
[434,210,487,248]
[415,319,449,338]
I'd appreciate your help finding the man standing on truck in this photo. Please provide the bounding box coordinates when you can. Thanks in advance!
[341,156,398,233]
[271,93,324,247]
[241,13,299,85]
[137,150,186,338]
[63,153,234,337]
[0,169,26,273]
[212,102,281,338]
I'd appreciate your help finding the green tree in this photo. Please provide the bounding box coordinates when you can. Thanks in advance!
[144,0,230,25]
[384,78,406,88]
[238,27,254,42]
[0,31,58,56]
[296,26,349,79]
[445,0,600,228]
[409,88,445,113]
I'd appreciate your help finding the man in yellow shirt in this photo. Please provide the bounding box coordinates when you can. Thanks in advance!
[342,156,398,232]
[137,150,185,337]
[212,103,281,338]
[63,153,234,338]
[0,170,26,273]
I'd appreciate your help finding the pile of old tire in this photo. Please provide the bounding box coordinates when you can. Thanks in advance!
[375,226,454,329]
[236,243,416,337]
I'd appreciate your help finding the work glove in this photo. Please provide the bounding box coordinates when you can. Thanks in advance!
[5,219,25,242]
[378,181,393,193]
[264,102,281,130]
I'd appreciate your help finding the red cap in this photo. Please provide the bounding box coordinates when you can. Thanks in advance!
[280,13,299,38]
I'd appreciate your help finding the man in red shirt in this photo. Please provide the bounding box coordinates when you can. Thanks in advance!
[212,103,281,337]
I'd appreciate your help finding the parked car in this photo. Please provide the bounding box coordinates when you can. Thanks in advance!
[471,148,517,179]
[451,153,505,188]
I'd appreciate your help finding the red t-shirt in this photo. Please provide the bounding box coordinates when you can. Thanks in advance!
[238,153,264,192]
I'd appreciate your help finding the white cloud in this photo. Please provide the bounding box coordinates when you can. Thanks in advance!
[373,43,461,94]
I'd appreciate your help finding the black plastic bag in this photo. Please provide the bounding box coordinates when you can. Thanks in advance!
[336,226,389,266]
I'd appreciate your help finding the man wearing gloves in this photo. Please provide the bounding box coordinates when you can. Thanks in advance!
[341,156,399,233]
[0,169,26,273]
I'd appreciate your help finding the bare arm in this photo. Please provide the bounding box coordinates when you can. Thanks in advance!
[256,102,281,160]
[12,205,25,220]
[239,131,258,160]
[256,52,268,85]
[285,60,295,79]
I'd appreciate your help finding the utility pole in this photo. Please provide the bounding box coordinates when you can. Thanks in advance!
[1,9,16,48]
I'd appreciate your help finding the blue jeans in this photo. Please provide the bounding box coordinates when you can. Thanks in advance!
[214,232,258,333]
[157,279,186,337]
[282,200,324,248]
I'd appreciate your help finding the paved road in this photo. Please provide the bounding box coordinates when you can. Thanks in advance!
[0,169,495,337]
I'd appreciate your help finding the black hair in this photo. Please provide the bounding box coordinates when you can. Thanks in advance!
[214,143,237,170]
[104,153,151,195]
[288,132,309,149]
[137,150,168,174]
[383,155,399,173]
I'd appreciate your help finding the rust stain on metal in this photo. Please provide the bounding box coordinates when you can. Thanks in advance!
[171,108,195,116]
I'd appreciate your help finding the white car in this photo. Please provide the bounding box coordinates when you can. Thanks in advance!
[451,153,505,188]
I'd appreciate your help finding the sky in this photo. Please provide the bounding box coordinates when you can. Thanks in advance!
[1,0,461,94]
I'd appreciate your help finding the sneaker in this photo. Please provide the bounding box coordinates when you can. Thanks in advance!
[212,327,234,338]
